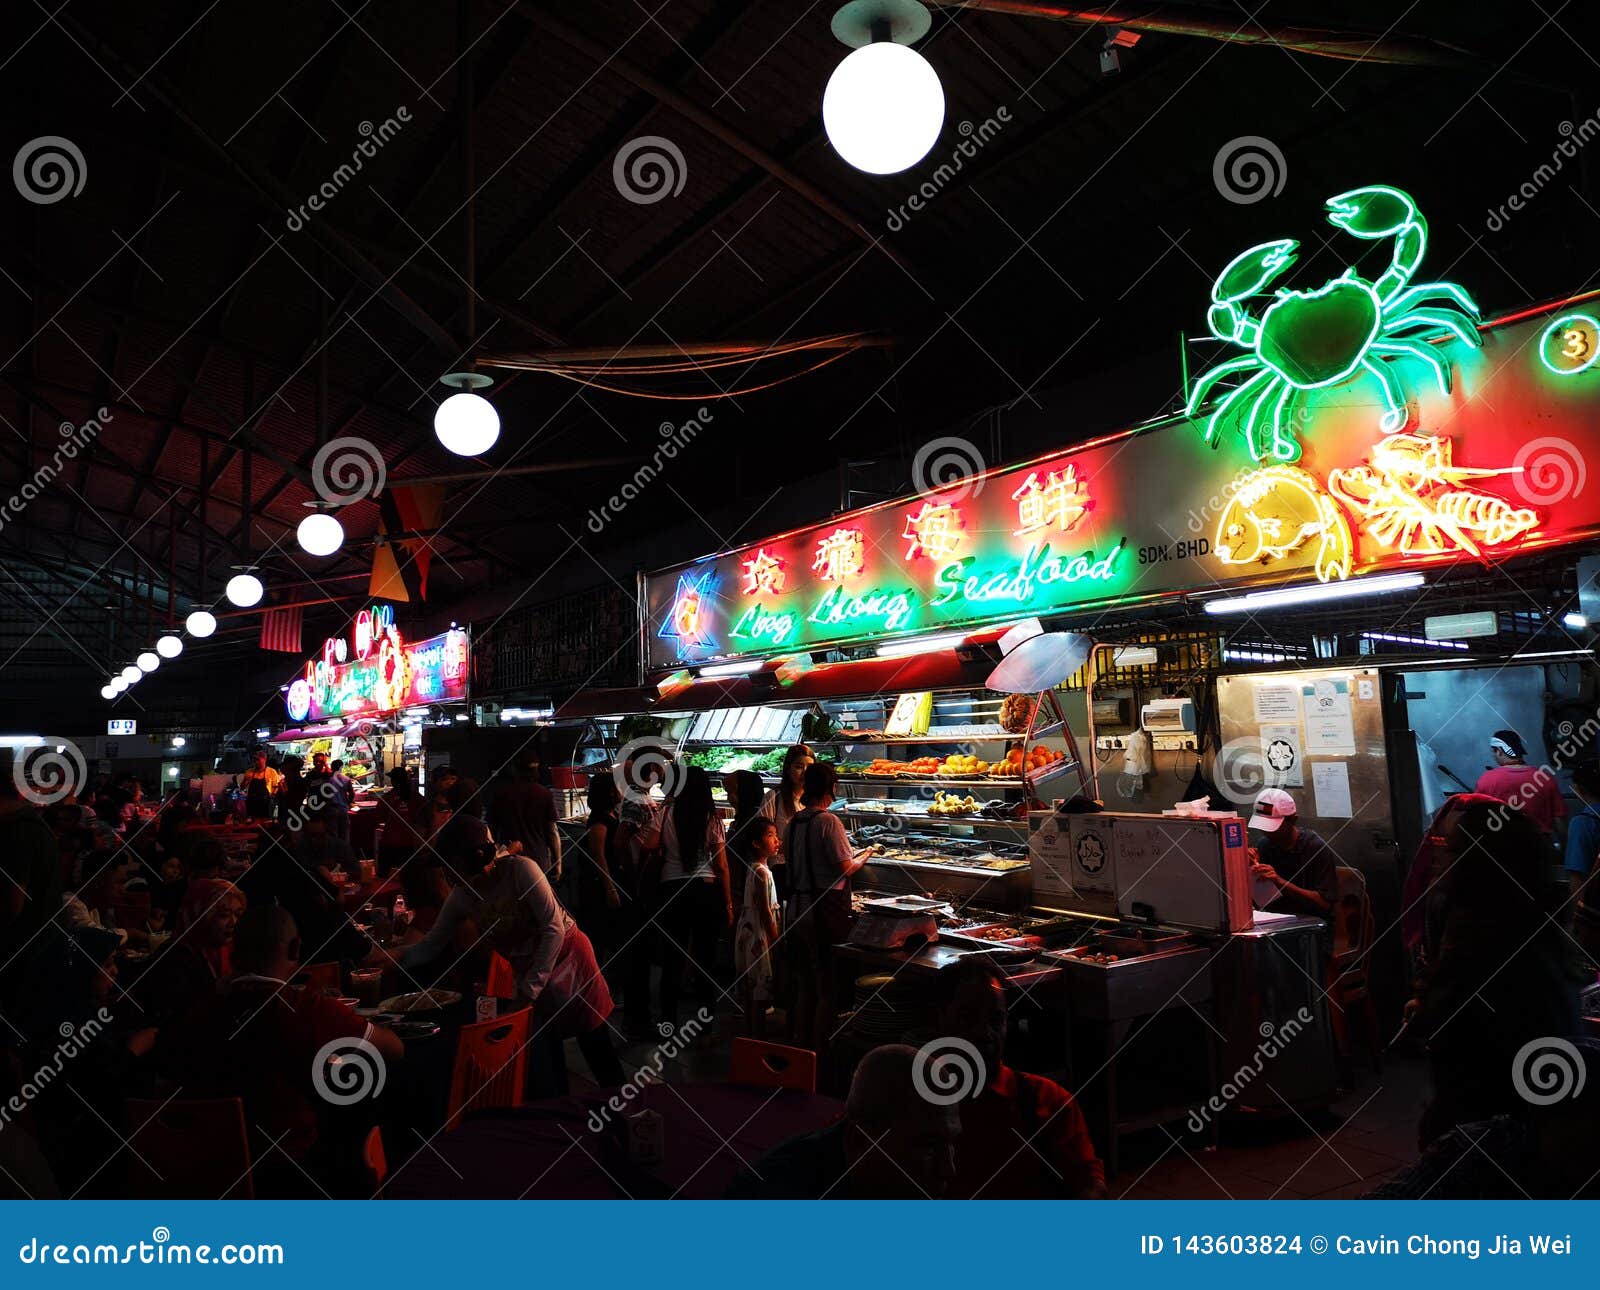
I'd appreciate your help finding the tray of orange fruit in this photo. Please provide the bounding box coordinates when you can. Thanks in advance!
[994,744,1069,779]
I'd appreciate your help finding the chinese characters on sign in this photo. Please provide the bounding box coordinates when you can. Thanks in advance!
[286,607,469,722]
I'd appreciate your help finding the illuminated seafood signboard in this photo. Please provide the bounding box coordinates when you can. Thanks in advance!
[643,187,1600,673]
[284,605,470,722]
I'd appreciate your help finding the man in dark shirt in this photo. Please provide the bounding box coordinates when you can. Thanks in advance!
[727,1044,959,1198]
[0,768,66,1009]
[490,752,561,878]
[930,957,1104,1198]
[1247,788,1336,918]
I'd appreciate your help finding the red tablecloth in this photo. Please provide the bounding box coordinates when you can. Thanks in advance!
[383,1081,841,1199]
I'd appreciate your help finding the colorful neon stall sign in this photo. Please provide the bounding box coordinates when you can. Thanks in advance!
[643,195,1600,671]
[285,617,470,723]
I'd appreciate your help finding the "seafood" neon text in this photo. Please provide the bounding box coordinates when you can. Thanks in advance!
[931,541,1124,609]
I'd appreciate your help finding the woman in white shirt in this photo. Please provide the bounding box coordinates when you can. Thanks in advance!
[655,766,732,1027]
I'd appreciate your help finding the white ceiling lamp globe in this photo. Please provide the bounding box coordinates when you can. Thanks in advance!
[137,651,160,673]
[121,665,142,685]
[823,41,944,175]
[111,675,128,694]
[185,609,218,638]
[297,510,344,557]
[226,573,264,608]
[156,634,184,659]
[100,684,117,700]
[434,391,500,457]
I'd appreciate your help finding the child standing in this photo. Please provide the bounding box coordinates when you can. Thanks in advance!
[733,817,781,1037]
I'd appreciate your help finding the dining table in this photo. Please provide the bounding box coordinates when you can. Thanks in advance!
[381,1080,843,1199]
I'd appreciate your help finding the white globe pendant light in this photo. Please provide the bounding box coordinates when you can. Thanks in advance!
[156,633,184,659]
[121,665,142,685]
[226,572,264,608]
[297,509,345,557]
[137,651,160,673]
[111,675,128,694]
[186,609,218,638]
[434,372,499,456]
[100,684,117,700]
[823,1,943,176]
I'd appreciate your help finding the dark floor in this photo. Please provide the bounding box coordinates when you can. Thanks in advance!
[566,1000,1423,1199]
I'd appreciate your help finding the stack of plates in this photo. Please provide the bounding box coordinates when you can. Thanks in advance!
[849,973,936,1042]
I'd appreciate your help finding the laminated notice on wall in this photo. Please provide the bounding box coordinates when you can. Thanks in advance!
[1301,678,1356,754]
[1312,761,1354,818]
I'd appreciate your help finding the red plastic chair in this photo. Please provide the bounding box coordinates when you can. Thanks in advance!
[729,1038,817,1092]
[485,952,517,999]
[125,1097,254,1199]
[362,1125,388,1193]
[445,1008,531,1129]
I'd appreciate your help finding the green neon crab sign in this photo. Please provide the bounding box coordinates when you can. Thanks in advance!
[1187,185,1482,462]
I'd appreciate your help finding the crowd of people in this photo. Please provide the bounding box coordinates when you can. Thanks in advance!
[1,718,1594,1202]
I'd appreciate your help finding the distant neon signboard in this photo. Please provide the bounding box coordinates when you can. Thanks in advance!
[644,281,1600,672]
[285,607,469,722]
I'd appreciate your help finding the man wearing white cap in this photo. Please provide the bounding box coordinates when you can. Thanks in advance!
[1247,787,1336,918]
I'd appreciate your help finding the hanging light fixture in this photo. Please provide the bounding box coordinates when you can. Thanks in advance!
[186,609,218,638]
[433,372,499,456]
[156,633,184,659]
[137,651,160,673]
[111,675,128,694]
[823,0,943,176]
[225,569,264,608]
[100,684,117,701]
[121,665,142,685]
[297,504,345,557]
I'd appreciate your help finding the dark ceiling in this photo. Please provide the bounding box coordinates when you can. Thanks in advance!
[5,0,1599,730]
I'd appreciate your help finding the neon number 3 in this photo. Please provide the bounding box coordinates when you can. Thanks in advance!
[1563,328,1589,361]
